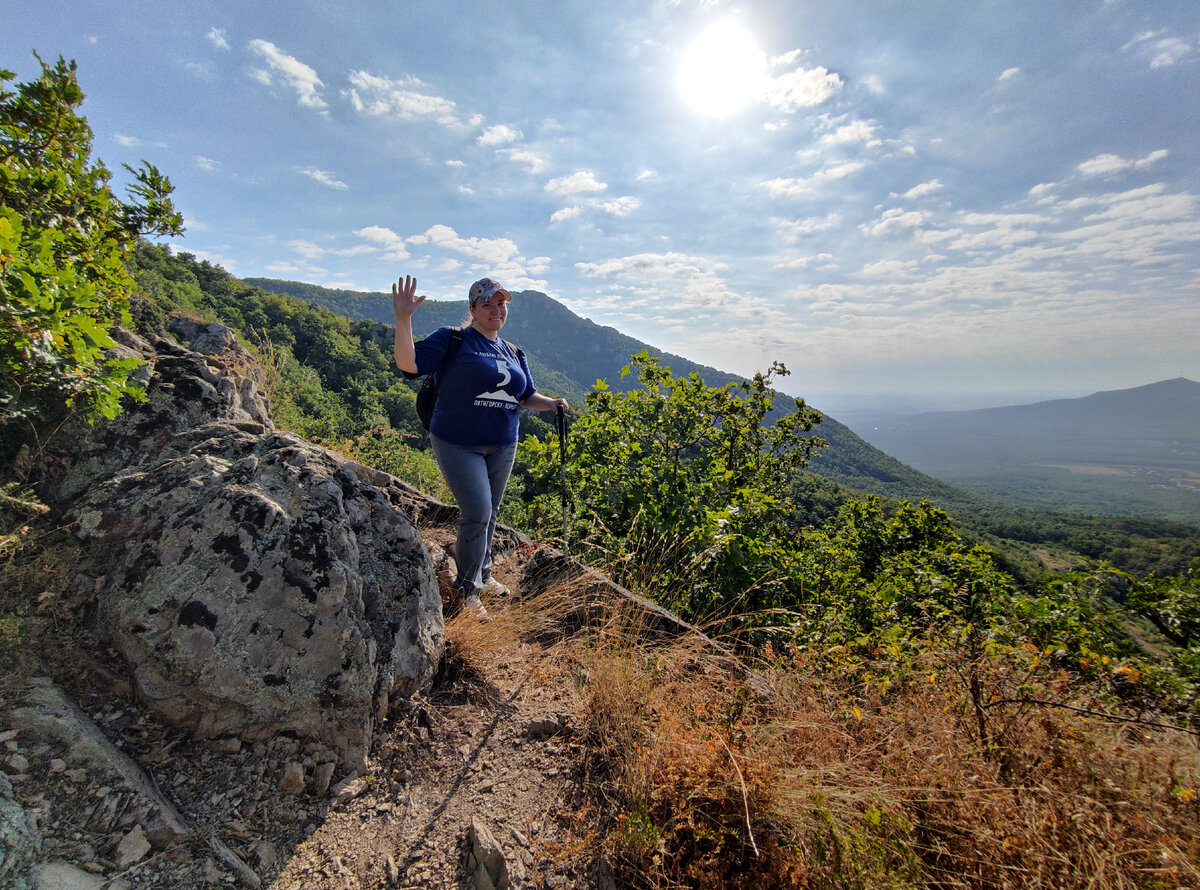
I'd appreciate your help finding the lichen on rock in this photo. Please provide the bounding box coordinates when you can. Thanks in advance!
[45,320,445,770]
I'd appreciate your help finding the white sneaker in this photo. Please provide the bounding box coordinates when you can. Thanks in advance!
[464,593,492,622]
[480,577,510,596]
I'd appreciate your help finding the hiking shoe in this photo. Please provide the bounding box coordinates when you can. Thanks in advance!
[480,577,510,597]
[464,593,492,622]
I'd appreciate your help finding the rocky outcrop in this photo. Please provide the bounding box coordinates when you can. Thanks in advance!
[43,319,445,770]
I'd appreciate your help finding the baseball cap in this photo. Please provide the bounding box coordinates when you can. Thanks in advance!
[469,277,511,305]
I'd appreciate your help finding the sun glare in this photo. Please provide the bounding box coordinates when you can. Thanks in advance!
[677,21,767,118]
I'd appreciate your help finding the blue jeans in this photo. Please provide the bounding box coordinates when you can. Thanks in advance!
[430,434,517,593]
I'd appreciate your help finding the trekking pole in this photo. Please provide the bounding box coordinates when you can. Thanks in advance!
[556,404,569,551]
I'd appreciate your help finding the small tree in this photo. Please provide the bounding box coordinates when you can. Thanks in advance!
[0,55,183,453]
[520,351,824,618]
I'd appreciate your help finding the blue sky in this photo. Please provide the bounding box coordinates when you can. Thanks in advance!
[5,0,1199,414]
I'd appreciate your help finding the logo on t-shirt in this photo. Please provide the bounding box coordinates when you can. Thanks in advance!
[474,356,518,410]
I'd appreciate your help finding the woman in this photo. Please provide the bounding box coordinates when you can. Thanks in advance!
[392,274,568,616]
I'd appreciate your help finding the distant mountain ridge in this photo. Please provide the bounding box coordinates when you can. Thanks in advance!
[855,378,1200,522]
[906,377,1200,440]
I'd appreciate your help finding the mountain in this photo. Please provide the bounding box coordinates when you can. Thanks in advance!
[851,379,1200,522]
[243,277,967,506]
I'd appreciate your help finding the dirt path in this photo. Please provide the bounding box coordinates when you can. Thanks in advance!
[271,530,610,889]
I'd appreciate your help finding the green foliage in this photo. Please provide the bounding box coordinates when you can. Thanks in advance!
[520,350,824,618]
[0,56,182,446]
[1128,562,1200,648]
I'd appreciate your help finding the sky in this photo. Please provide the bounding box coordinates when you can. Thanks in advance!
[4,0,1199,415]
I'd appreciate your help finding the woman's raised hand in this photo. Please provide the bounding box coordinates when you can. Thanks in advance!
[392,274,426,319]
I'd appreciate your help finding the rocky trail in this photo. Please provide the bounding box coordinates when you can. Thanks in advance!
[2,522,616,890]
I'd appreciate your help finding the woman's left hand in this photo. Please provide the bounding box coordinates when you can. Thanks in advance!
[522,394,570,413]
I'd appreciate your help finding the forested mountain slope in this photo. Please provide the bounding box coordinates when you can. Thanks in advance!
[244,278,959,500]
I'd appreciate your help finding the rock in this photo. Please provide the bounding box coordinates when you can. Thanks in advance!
[279,762,306,794]
[6,752,29,774]
[32,861,107,890]
[525,713,572,740]
[11,678,192,846]
[44,325,446,770]
[112,824,151,868]
[144,811,190,850]
[253,840,278,870]
[332,775,369,806]
[311,760,337,796]
[168,317,239,356]
[467,817,510,890]
[0,795,40,890]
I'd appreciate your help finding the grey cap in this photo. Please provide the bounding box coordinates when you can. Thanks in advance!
[469,277,511,305]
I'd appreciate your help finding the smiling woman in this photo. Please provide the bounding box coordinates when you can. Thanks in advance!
[677,20,767,117]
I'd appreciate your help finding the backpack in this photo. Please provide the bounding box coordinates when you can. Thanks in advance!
[415,327,465,431]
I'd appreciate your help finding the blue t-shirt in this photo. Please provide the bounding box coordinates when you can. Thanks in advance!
[412,326,536,446]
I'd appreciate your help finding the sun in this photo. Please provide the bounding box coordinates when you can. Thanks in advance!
[677,20,767,118]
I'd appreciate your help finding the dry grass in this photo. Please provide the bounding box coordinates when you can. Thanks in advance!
[549,593,1200,890]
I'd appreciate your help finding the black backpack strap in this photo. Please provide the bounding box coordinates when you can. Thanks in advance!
[402,326,466,380]
[436,327,465,380]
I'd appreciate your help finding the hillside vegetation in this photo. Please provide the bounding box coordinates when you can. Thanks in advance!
[3,58,1199,889]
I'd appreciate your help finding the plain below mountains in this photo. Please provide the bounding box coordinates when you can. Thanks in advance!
[850,378,1200,522]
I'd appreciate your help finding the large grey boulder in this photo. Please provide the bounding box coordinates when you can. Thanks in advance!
[45,321,444,770]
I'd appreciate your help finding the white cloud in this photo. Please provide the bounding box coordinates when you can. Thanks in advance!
[998,67,1022,82]
[498,148,547,174]
[774,213,841,241]
[860,208,928,238]
[770,49,805,67]
[289,240,325,259]
[356,225,410,260]
[821,119,880,146]
[185,62,215,81]
[409,224,519,265]
[598,197,640,217]
[265,260,327,277]
[551,206,583,223]
[478,124,521,146]
[573,252,742,319]
[545,171,607,197]
[195,156,220,173]
[1123,29,1194,68]
[1077,149,1169,177]
[762,161,864,199]
[861,74,885,95]
[764,65,843,111]
[903,179,944,199]
[636,169,656,182]
[115,134,142,147]
[301,167,348,190]
[860,259,919,278]
[207,28,230,51]
[248,39,327,110]
[343,70,458,125]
